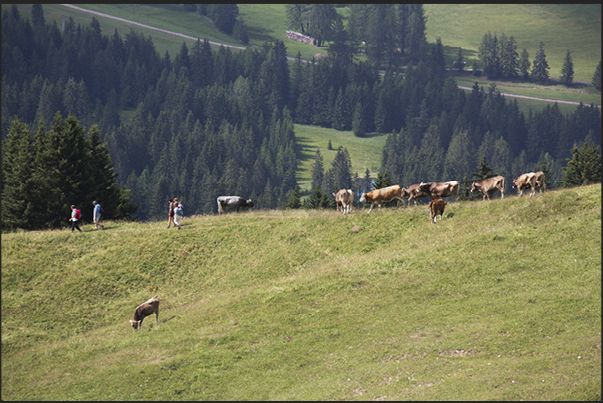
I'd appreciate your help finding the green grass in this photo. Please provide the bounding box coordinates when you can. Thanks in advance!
[295,124,387,191]
[425,4,601,83]
[2,184,601,400]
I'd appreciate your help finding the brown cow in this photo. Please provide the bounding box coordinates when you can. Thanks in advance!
[533,171,545,193]
[333,189,353,214]
[512,172,537,197]
[130,295,160,331]
[428,199,447,224]
[470,176,506,200]
[418,181,460,202]
[405,183,430,206]
[359,185,405,212]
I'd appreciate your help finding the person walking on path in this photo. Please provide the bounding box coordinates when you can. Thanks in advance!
[69,205,83,233]
[173,199,183,230]
[167,199,175,228]
[93,201,104,230]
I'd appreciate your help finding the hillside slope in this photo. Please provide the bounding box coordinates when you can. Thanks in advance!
[1,184,600,400]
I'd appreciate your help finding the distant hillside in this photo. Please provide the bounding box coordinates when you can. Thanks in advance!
[2,184,600,400]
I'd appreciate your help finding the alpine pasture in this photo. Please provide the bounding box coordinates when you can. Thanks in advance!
[2,184,600,400]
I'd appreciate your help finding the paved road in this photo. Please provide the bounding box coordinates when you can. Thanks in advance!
[62,4,600,108]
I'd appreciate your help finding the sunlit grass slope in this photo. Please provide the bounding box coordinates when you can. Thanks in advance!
[2,184,600,400]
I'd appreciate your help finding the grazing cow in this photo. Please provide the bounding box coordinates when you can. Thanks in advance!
[428,199,447,224]
[470,176,506,200]
[418,181,460,202]
[217,196,254,214]
[533,171,546,193]
[512,173,537,197]
[405,183,430,206]
[333,189,354,214]
[359,185,405,212]
[130,296,160,331]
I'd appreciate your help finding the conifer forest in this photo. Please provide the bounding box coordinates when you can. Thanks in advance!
[2,4,601,229]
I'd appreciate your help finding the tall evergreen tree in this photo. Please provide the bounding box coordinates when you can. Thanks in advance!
[519,48,531,80]
[530,41,550,83]
[561,142,601,187]
[592,60,601,91]
[560,49,574,86]
[1,119,36,230]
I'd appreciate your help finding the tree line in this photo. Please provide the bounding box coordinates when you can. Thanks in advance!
[1,4,601,228]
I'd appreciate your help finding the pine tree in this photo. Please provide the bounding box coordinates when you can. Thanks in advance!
[310,149,324,190]
[591,60,601,91]
[374,170,392,190]
[331,147,353,190]
[519,48,531,80]
[87,124,137,220]
[560,49,574,86]
[561,142,601,187]
[1,119,36,230]
[285,185,301,209]
[530,41,550,83]
[472,156,494,181]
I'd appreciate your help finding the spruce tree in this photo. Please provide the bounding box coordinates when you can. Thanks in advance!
[1,119,36,230]
[592,60,601,91]
[519,48,531,80]
[530,42,550,83]
[472,156,494,181]
[561,142,601,187]
[560,49,574,86]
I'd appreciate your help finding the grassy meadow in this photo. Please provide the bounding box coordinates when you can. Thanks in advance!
[2,184,600,400]
[295,124,387,192]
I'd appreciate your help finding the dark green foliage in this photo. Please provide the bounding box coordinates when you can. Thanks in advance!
[591,60,601,91]
[1,115,137,231]
[1,5,600,222]
[374,170,393,190]
[560,49,574,86]
[204,4,239,35]
[519,48,531,80]
[285,185,301,209]
[304,186,329,209]
[472,156,494,181]
[561,142,601,187]
[530,41,550,83]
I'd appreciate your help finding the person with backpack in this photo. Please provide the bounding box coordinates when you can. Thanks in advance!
[69,205,83,233]
[173,199,183,230]
[92,200,104,230]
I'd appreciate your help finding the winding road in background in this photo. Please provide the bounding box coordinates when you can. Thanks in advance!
[62,4,599,108]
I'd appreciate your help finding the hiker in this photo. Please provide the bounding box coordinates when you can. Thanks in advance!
[173,199,183,230]
[69,205,83,233]
[166,198,175,228]
[92,200,104,230]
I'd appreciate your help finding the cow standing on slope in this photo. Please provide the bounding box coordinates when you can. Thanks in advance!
[417,181,460,202]
[470,176,506,200]
[404,184,430,206]
[512,173,537,197]
[533,171,546,193]
[217,196,254,214]
[428,199,447,224]
[130,295,160,331]
[359,185,405,212]
[333,189,354,214]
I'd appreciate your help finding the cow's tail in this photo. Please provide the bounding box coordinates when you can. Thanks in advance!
[217,198,224,214]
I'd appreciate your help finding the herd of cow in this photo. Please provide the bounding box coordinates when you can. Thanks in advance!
[335,171,546,223]
[130,172,546,329]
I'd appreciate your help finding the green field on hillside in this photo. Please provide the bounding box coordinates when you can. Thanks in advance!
[295,124,387,191]
[2,184,600,400]
[424,4,601,83]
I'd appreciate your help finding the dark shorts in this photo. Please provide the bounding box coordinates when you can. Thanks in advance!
[169,211,174,217]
